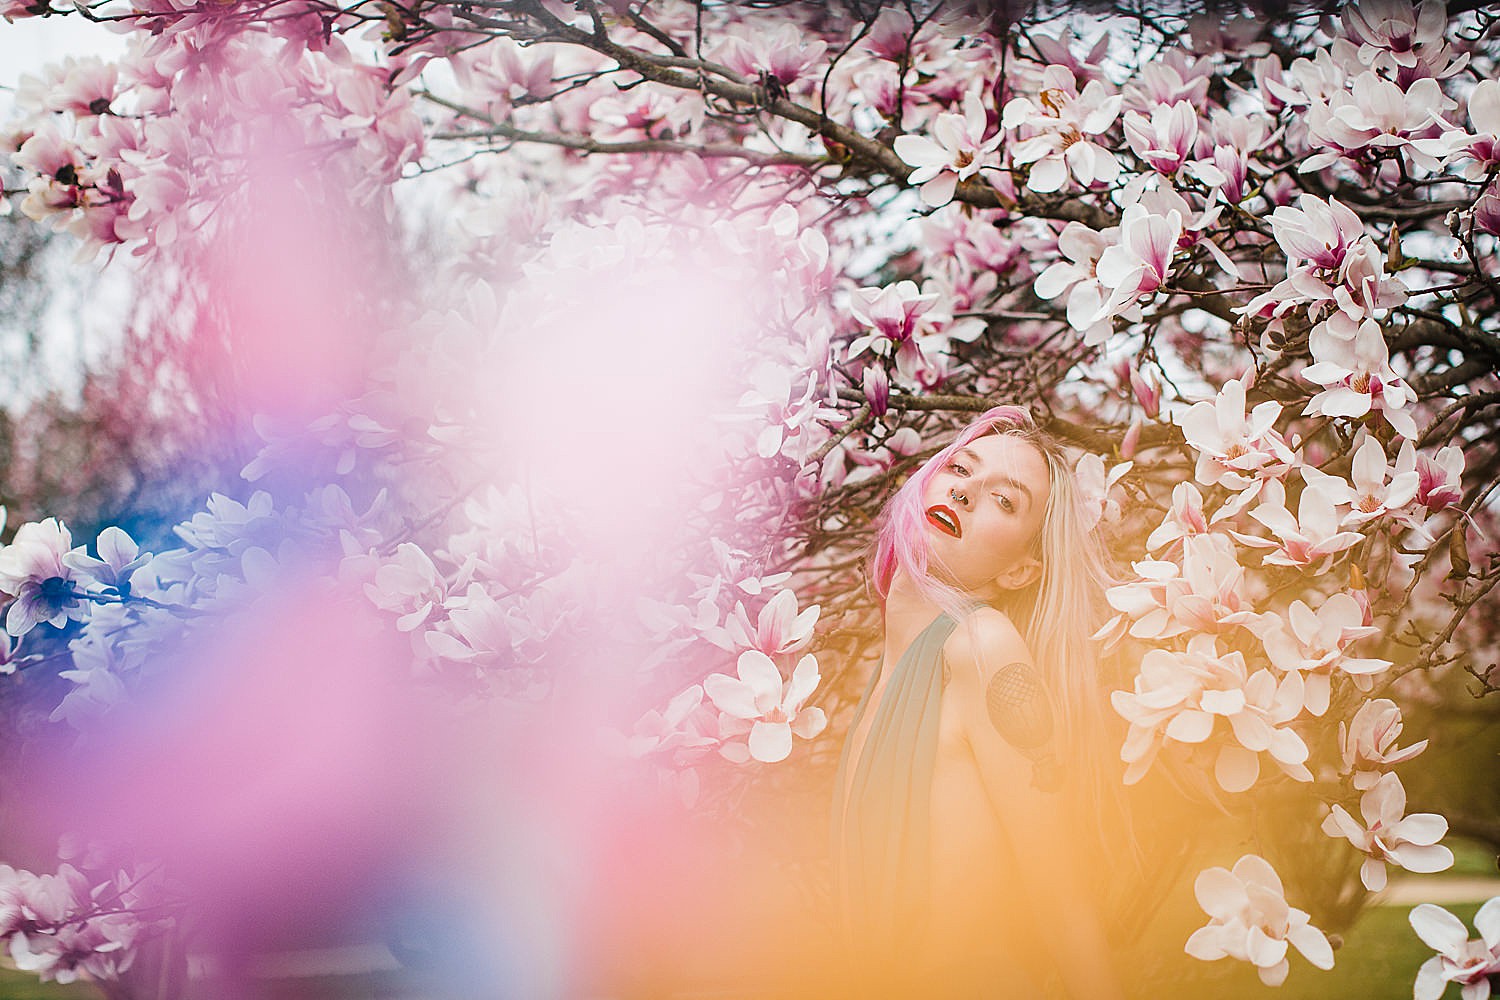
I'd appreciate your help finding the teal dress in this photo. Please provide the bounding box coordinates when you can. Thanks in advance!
[831,613,957,971]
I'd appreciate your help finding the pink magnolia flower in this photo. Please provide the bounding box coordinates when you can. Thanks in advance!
[1340,697,1427,790]
[1268,194,1365,273]
[703,650,827,763]
[1123,49,1213,110]
[1457,80,1500,181]
[623,684,719,759]
[1233,478,1362,571]
[1002,65,1122,193]
[715,20,829,87]
[1341,0,1468,83]
[1321,771,1453,891]
[1092,202,1183,322]
[61,526,149,593]
[1185,854,1334,986]
[1410,898,1500,1000]
[0,518,88,637]
[1303,74,1460,174]
[1257,593,1389,716]
[1145,482,1211,554]
[1029,28,1110,85]
[722,588,820,657]
[1476,185,1500,238]
[1123,100,1199,176]
[1102,534,1260,642]
[1414,445,1464,514]
[1301,314,1418,438]
[893,87,1002,208]
[1076,454,1132,531]
[363,543,446,633]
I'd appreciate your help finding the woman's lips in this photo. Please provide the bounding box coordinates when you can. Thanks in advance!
[925,504,961,538]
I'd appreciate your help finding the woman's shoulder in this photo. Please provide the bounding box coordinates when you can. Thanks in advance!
[942,606,1032,678]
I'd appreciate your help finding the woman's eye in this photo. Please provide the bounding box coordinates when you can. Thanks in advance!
[947,462,969,476]
[995,494,1015,512]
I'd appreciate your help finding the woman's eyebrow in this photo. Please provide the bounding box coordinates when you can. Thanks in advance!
[955,446,1035,505]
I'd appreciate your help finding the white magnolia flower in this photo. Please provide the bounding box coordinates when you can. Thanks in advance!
[893,87,1002,208]
[1410,898,1500,1000]
[1257,593,1389,715]
[1304,433,1420,532]
[1185,854,1335,986]
[1339,697,1427,790]
[1232,478,1362,571]
[1002,64,1123,193]
[1113,633,1309,792]
[1179,378,1296,510]
[1321,771,1453,891]
[703,650,826,763]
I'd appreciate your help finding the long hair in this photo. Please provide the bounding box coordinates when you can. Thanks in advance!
[869,406,1117,797]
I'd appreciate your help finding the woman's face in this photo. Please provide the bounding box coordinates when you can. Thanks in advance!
[922,433,1051,596]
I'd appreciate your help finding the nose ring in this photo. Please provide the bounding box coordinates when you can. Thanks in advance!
[950,487,966,505]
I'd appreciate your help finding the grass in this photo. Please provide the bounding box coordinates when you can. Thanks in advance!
[1129,900,1487,1000]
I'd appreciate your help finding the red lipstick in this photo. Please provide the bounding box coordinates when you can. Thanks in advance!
[925,504,961,538]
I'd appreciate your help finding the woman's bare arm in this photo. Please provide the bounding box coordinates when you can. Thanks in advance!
[945,609,1128,1000]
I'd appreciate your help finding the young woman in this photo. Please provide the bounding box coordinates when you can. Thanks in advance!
[831,405,1127,999]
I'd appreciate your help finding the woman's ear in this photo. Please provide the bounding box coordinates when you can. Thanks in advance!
[993,556,1042,592]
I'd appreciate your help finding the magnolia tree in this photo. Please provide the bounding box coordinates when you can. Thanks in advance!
[2,0,1500,996]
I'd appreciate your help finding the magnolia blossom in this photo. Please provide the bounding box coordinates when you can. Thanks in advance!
[1304,433,1420,532]
[1257,593,1389,715]
[363,542,446,633]
[1102,534,1260,642]
[1341,0,1468,82]
[1179,378,1296,511]
[0,518,88,637]
[1076,454,1132,531]
[1321,771,1453,891]
[846,279,980,385]
[623,685,719,759]
[1414,445,1464,514]
[1033,221,1115,345]
[1232,479,1362,571]
[1302,314,1418,438]
[718,588,819,657]
[1340,697,1427,790]
[893,88,1002,208]
[1185,854,1334,986]
[1092,202,1183,323]
[1123,100,1199,176]
[1457,79,1500,180]
[1302,74,1459,174]
[1244,194,1408,324]
[61,526,149,594]
[703,650,826,763]
[1410,898,1500,1000]
[1144,482,1210,554]
[1112,633,1309,792]
[1002,65,1123,192]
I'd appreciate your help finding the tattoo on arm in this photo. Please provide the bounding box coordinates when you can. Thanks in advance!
[985,662,1062,792]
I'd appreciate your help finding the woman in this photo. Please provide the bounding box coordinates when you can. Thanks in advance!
[831,405,1127,999]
